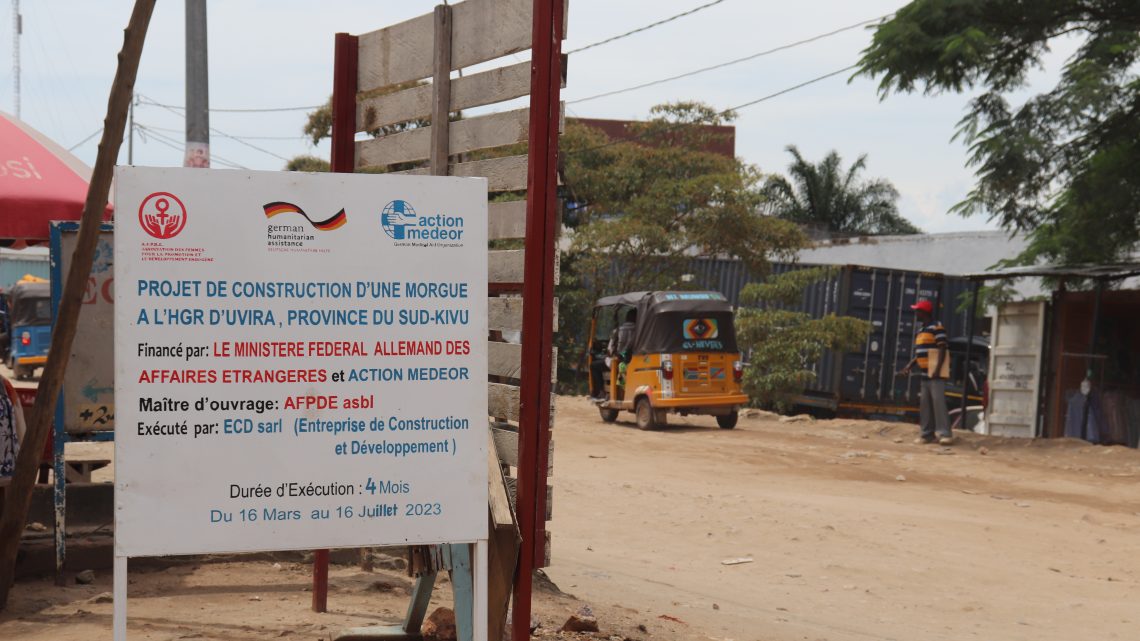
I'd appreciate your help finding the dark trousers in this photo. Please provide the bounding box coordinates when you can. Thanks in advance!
[919,378,951,439]
[589,358,609,397]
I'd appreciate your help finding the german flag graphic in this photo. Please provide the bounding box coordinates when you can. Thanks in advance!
[263,202,347,231]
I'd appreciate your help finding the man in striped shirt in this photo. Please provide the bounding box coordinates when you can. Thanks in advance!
[901,299,953,445]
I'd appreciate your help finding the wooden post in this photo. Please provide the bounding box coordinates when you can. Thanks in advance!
[959,281,981,428]
[512,1,563,640]
[431,4,453,176]
[0,0,157,610]
[310,30,360,615]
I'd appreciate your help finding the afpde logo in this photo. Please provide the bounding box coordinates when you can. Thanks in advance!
[139,192,188,239]
[381,199,465,242]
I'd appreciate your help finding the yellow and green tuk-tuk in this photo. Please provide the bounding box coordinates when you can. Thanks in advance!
[588,291,748,429]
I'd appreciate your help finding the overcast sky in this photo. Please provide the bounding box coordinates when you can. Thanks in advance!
[0,0,1077,233]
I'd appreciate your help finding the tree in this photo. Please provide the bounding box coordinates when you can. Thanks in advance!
[285,81,431,171]
[555,102,808,392]
[285,155,330,172]
[563,103,806,295]
[857,1,1140,265]
[763,145,921,236]
[735,268,871,410]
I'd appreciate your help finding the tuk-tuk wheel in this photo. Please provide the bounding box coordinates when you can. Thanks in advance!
[14,365,30,381]
[635,398,657,430]
[717,413,739,429]
[599,407,619,423]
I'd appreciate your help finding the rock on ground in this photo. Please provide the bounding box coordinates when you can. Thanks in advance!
[422,607,457,641]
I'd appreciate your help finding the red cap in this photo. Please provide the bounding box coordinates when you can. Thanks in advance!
[910,300,934,313]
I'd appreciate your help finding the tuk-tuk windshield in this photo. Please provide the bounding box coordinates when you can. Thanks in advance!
[9,281,52,326]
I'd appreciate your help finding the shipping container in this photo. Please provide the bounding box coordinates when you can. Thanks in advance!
[0,248,50,291]
[686,258,980,420]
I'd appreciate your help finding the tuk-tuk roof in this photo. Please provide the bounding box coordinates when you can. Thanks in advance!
[594,291,732,313]
[9,279,50,303]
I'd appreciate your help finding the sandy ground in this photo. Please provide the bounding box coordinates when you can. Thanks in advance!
[545,397,1140,641]
[2,395,1140,641]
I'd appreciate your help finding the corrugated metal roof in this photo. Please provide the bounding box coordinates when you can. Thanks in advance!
[962,262,1140,281]
[797,231,1045,298]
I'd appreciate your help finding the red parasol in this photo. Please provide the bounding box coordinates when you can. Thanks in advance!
[0,111,113,245]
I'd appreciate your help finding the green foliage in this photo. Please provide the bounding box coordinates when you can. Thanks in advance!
[288,81,433,171]
[742,267,833,307]
[955,281,1016,319]
[857,1,1140,265]
[285,155,330,172]
[555,103,808,392]
[562,103,806,295]
[736,270,871,410]
[763,145,920,236]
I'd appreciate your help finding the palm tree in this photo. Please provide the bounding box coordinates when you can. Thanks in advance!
[764,145,920,236]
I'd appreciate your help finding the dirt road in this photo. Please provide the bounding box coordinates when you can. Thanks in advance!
[3,396,1139,640]
[545,397,1140,641]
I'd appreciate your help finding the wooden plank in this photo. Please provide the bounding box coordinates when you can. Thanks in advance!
[489,341,522,380]
[491,424,553,474]
[489,249,524,284]
[502,477,553,521]
[489,342,556,382]
[359,108,534,169]
[488,249,559,285]
[487,296,558,332]
[488,433,517,525]
[358,0,534,92]
[430,4,452,176]
[486,435,520,641]
[487,382,555,426]
[358,56,567,132]
[488,382,520,422]
[489,200,526,240]
[384,154,528,192]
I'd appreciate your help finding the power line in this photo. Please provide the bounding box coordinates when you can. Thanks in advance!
[68,127,102,151]
[567,0,729,55]
[137,95,321,113]
[209,127,293,162]
[134,122,304,141]
[136,96,297,162]
[568,13,891,105]
[135,124,248,169]
[566,64,858,156]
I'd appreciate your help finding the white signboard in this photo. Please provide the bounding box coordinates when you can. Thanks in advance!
[113,167,488,557]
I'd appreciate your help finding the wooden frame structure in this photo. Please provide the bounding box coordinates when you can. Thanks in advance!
[322,2,565,640]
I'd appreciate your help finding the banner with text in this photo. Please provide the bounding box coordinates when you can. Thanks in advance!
[114,167,488,557]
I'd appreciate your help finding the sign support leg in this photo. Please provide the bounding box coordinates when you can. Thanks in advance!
[475,539,488,641]
[113,555,127,641]
[450,544,474,641]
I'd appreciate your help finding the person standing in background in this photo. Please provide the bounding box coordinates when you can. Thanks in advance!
[900,300,953,445]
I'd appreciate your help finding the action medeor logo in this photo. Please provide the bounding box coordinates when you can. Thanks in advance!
[139,192,188,239]
[381,200,417,240]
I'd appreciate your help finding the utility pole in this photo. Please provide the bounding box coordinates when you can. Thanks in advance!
[11,0,20,118]
[184,0,209,167]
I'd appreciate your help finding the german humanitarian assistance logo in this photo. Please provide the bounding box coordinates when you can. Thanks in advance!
[381,200,417,240]
[138,192,188,239]
[683,318,719,340]
[263,202,347,231]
